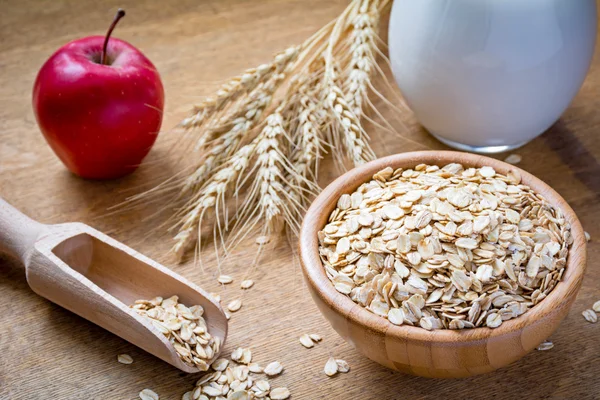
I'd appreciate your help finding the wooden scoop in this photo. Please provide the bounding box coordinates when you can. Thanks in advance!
[0,198,227,373]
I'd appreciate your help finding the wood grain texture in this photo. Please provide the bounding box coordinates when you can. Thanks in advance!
[1,0,599,398]
[0,198,227,374]
[299,151,587,378]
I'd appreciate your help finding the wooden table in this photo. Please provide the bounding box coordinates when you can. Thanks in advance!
[1,1,599,398]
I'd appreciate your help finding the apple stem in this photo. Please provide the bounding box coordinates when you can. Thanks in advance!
[100,9,126,65]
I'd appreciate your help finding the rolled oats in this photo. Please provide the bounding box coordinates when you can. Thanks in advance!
[217,275,233,284]
[131,296,219,370]
[299,334,314,348]
[117,354,133,364]
[504,154,522,165]
[240,280,254,289]
[536,341,554,351]
[318,164,572,331]
[324,357,338,377]
[309,333,322,342]
[270,388,291,400]
[227,299,243,312]
[139,389,159,400]
[264,361,283,376]
[582,309,597,323]
[335,359,350,373]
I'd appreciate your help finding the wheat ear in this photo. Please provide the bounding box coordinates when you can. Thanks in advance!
[326,83,376,166]
[140,0,407,263]
[179,46,299,132]
[179,76,283,196]
[344,0,378,118]
[230,107,305,242]
[292,93,324,182]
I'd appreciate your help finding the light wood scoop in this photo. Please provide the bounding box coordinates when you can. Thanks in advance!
[0,198,227,373]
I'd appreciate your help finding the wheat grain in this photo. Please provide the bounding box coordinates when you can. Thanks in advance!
[326,83,376,166]
[179,77,281,196]
[232,108,304,239]
[281,85,325,226]
[292,90,324,181]
[344,0,378,118]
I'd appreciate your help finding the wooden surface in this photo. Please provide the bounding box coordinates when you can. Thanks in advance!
[1,0,599,399]
[299,151,587,378]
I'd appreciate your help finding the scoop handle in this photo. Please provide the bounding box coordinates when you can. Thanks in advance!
[0,197,45,263]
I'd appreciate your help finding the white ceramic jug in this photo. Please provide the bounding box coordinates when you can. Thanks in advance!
[389,0,597,153]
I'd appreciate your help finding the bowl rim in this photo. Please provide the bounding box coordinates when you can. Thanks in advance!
[299,150,587,343]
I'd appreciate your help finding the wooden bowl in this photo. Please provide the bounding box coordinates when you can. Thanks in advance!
[299,151,587,378]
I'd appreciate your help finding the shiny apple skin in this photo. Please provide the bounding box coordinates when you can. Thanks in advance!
[33,36,164,179]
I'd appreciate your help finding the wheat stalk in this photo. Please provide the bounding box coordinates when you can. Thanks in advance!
[173,143,256,258]
[133,0,399,263]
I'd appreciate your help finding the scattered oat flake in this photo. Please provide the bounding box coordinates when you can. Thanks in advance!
[593,301,600,312]
[270,387,291,400]
[504,154,522,165]
[240,279,254,289]
[139,389,159,400]
[335,359,350,373]
[228,299,242,312]
[217,275,233,284]
[299,334,314,348]
[309,333,322,342]
[248,362,264,373]
[324,357,338,377]
[536,341,554,351]
[180,346,291,400]
[585,231,591,242]
[117,354,133,364]
[582,309,598,323]
[256,235,270,245]
[264,361,283,376]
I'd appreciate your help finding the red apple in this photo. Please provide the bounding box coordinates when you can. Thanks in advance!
[32,10,164,179]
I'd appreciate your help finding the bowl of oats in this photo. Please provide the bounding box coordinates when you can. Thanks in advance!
[299,151,587,378]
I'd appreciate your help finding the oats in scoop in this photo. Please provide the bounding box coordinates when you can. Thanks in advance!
[117,354,133,364]
[130,296,219,370]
